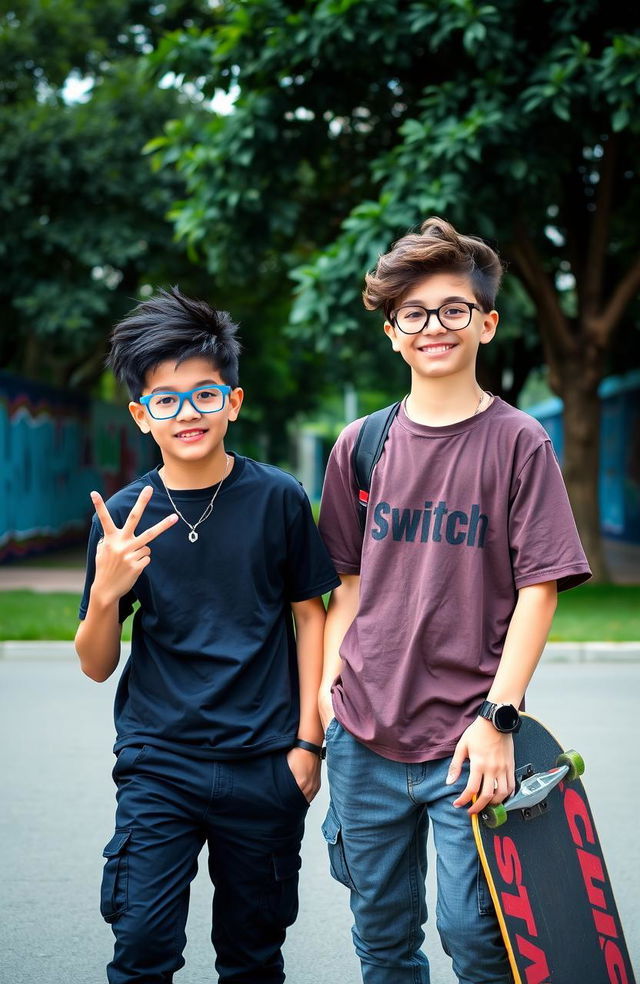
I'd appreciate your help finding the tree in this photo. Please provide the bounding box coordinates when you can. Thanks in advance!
[0,1,210,389]
[147,0,640,578]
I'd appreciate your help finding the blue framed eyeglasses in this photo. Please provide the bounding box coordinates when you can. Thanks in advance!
[139,385,232,420]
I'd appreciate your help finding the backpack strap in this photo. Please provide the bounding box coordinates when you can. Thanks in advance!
[352,401,401,533]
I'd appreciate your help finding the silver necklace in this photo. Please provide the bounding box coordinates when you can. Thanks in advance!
[404,390,493,420]
[474,390,491,415]
[160,455,231,543]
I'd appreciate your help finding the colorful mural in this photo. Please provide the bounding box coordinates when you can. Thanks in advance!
[0,372,158,562]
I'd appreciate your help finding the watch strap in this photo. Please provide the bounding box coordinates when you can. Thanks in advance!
[478,700,497,722]
[292,738,326,760]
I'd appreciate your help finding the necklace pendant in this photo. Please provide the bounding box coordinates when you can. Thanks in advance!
[188,530,199,543]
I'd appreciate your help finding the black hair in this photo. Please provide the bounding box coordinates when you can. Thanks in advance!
[107,286,241,399]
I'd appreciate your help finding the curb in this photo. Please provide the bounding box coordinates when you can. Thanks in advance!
[0,641,639,662]
[544,641,640,662]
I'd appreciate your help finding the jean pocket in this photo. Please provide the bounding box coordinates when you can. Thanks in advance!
[321,804,356,891]
[100,828,131,923]
[324,717,339,741]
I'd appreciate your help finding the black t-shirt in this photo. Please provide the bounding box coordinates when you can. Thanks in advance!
[79,454,340,759]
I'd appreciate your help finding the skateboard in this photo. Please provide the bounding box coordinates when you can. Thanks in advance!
[471,713,636,984]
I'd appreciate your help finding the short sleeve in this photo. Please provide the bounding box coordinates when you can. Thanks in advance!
[509,442,591,592]
[318,422,364,574]
[284,483,340,602]
[78,515,136,622]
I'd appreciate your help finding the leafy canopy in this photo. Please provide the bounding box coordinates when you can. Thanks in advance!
[0,1,210,388]
[147,0,640,382]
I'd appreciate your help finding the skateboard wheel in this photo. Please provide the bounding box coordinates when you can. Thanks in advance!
[482,804,508,829]
[556,749,585,781]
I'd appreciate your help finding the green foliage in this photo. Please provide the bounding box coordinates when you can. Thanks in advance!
[146,0,640,405]
[286,1,640,351]
[0,1,212,389]
[3,0,639,471]
[1,0,209,102]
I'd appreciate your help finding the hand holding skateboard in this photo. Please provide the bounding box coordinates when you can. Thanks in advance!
[446,715,516,815]
[471,714,635,984]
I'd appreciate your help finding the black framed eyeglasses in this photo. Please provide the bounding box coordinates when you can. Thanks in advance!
[390,301,483,334]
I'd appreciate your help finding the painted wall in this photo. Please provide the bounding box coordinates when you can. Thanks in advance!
[526,370,640,544]
[0,372,158,562]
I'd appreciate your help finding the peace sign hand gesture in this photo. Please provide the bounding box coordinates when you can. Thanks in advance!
[90,486,178,605]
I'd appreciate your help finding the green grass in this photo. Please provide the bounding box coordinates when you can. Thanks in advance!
[0,591,133,642]
[549,583,640,642]
[0,583,638,643]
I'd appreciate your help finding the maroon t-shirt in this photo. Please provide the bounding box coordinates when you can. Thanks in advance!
[318,398,591,763]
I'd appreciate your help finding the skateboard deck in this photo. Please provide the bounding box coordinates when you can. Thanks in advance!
[471,713,636,984]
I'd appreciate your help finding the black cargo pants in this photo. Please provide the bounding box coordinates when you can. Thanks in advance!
[100,743,308,983]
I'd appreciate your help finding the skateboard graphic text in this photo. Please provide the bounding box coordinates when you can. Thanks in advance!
[472,714,635,984]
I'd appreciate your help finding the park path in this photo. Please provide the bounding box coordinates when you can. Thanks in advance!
[0,652,638,984]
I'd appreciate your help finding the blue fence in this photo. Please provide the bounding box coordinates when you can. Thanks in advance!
[527,370,640,544]
[0,372,158,562]
[3,368,639,560]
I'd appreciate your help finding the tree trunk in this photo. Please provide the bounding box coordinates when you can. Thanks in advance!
[554,359,608,582]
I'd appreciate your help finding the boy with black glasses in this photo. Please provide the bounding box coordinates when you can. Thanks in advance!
[75,287,339,983]
[318,217,591,983]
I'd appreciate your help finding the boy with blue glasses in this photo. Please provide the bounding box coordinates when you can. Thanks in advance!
[318,218,591,983]
[75,286,339,983]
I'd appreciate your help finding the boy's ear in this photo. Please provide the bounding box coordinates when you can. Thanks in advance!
[227,387,244,422]
[384,321,402,353]
[129,401,151,434]
[479,310,499,345]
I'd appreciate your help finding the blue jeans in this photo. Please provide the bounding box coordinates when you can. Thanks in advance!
[101,744,308,983]
[323,719,512,984]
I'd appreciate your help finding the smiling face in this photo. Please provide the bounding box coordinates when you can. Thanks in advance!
[128,356,243,482]
[383,272,498,383]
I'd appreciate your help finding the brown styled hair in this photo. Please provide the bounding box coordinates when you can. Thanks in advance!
[363,216,504,319]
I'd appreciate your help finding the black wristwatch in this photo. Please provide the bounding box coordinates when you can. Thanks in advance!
[292,738,326,760]
[478,701,521,734]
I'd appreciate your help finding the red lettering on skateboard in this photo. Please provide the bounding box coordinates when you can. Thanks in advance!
[594,908,619,941]
[564,786,596,846]
[576,848,607,908]
[493,836,550,982]
[562,786,630,984]
[603,940,630,984]
[515,935,552,984]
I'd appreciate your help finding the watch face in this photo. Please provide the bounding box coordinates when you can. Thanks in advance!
[494,704,519,732]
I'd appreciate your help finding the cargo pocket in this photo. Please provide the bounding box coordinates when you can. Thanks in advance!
[100,828,131,923]
[261,851,302,929]
[322,805,356,891]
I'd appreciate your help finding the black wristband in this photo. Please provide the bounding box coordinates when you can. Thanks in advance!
[292,738,326,760]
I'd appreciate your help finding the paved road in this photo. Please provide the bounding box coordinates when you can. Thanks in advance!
[1,653,638,984]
